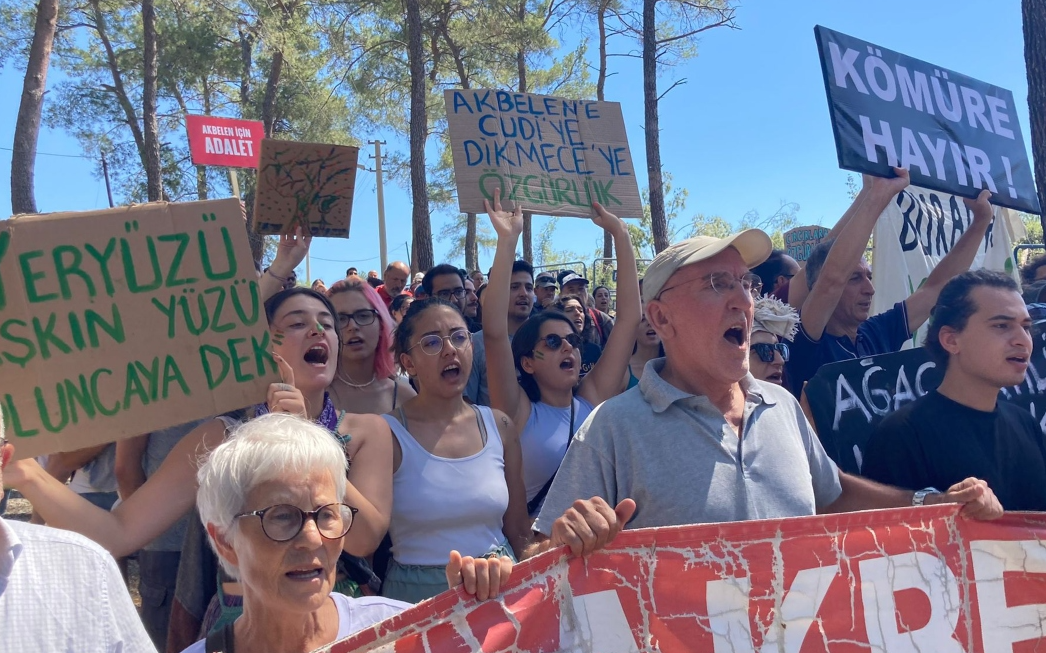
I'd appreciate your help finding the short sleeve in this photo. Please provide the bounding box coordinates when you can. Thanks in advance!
[860,302,912,354]
[533,415,618,536]
[798,409,842,509]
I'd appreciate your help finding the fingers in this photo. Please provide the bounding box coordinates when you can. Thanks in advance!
[495,556,512,596]
[460,556,477,596]
[274,352,296,388]
[614,498,637,533]
[551,498,618,558]
[445,550,463,589]
[473,557,490,600]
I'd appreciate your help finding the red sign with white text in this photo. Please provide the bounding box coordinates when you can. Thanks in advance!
[185,115,264,168]
[326,507,1046,653]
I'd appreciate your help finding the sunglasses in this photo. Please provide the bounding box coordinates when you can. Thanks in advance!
[407,330,472,356]
[234,502,358,542]
[751,342,790,363]
[537,333,583,352]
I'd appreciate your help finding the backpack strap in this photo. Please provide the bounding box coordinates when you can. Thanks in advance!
[205,622,236,653]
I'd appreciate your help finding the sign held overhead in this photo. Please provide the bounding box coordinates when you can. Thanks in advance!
[814,25,1041,214]
[0,199,275,459]
[185,115,264,169]
[252,139,359,237]
[445,89,644,219]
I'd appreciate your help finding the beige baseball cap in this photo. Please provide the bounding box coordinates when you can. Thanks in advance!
[642,230,773,304]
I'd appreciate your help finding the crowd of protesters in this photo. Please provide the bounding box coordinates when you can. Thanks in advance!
[4,169,1046,652]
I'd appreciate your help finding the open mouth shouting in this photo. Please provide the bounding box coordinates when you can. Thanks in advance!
[303,343,330,366]
[559,357,577,372]
[441,362,462,382]
[723,323,747,348]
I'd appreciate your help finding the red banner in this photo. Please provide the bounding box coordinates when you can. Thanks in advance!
[185,115,264,168]
[328,507,1046,653]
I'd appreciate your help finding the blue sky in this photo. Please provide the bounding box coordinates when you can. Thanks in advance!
[0,0,1030,284]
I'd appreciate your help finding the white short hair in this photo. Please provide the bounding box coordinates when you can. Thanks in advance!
[196,413,348,578]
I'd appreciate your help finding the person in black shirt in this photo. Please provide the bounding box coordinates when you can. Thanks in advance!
[862,269,1046,511]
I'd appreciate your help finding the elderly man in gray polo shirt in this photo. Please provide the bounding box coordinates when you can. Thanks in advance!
[523,230,1003,558]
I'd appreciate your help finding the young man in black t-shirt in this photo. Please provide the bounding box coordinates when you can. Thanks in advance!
[862,269,1046,511]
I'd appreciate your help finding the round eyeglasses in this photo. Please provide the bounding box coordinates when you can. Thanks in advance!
[234,502,358,542]
[406,330,472,356]
[658,271,762,299]
[436,287,467,300]
[337,309,379,328]
[537,332,583,352]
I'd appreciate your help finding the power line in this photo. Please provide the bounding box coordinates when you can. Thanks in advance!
[0,146,91,160]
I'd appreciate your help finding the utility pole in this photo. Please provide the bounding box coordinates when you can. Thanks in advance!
[370,140,389,271]
[101,151,114,208]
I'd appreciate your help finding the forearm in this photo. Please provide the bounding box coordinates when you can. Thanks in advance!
[821,471,912,513]
[482,237,520,339]
[115,435,148,499]
[818,186,893,286]
[610,228,640,329]
[43,444,108,481]
[520,533,552,560]
[924,217,991,287]
[340,486,389,557]
[791,188,870,308]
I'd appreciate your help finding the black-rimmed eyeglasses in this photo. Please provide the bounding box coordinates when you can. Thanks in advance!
[234,502,358,542]
[436,287,467,300]
[337,309,379,328]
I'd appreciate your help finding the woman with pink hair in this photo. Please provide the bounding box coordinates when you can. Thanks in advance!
[327,279,416,415]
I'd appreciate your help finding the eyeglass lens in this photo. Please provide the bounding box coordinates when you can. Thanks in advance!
[338,310,377,328]
[710,272,763,296]
[257,503,355,542]
[417,330,471,355]
[437,288,466,299]
[542,333,582,351]
[752,342,789,363]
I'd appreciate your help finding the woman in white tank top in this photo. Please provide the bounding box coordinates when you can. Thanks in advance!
[482,191,642,516]
[381,298,531,603]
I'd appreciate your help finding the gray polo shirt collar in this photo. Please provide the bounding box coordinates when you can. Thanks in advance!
[639,357,778,413]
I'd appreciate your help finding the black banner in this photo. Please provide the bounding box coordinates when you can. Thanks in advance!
[805,334,1046,475]
[814,25,1040,215]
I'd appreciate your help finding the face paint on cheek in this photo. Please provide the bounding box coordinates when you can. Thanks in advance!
[533,350,545,360]
[271,329,285,346]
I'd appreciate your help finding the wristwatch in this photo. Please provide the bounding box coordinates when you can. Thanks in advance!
[912,487,941,506]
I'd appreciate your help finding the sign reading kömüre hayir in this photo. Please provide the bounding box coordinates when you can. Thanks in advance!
[814,25,1040,214]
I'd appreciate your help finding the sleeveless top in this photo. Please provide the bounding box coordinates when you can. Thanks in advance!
[626,365,640,390]
[383,406,509,566]
[520,398,594,503]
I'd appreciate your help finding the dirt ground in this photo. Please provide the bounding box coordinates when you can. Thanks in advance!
[3,493,142,607]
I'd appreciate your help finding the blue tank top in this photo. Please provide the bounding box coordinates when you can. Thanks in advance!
[519,397,594,503]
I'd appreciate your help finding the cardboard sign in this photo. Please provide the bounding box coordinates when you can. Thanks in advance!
[328,507,1046,653]
[803,330,1046,475]
[871,185,1019,344]
[814,26,1040,214]
[253,139,359,237]
[185,115,264,168]
[0,199,275,458]
[783,225,829,262]
[444,89,644,219]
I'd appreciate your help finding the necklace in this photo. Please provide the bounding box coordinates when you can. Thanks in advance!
[337,370,378,388]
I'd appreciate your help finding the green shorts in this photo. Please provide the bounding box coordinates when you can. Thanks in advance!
[382,543,516,604]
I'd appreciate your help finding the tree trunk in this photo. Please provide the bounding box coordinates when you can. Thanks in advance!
[516,39,534,262]
[597,2,612,262]
[142,0,162,201]
[1025,0,1046,237]
[261,51,284,137]
[10,0,58,215]
[643,0,668,253]
[407,0,433,272]
[465,212,477,271]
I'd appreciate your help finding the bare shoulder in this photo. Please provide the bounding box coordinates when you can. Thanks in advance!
[394,376,417,398]
[488,408,519,441]
[340,412,392,439]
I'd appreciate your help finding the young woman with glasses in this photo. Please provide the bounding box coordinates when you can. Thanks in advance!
[380,298,528,603]
[483,189,641,517]
[327,279,416,415]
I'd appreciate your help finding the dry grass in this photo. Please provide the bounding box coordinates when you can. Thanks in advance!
[3,492,142,607]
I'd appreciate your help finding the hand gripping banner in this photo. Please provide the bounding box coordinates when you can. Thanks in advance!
[327,506,1046,653]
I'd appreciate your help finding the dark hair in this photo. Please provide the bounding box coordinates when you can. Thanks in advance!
[1022,254,1046,285]
[512,311,579,403]
[366,276,383,289]
[554,294,585,312]
[750,249,790,295]
[346,267,358,276]
[422,264,466,295]
[925,269,1020,366]
[804,238,836,291]
[393,298,467,370]
[512,259,534,282]
[264,287,337,326]
[389,293,413,314]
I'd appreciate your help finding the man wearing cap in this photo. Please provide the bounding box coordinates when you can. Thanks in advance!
[523,230,1003,558]
[784,170,995,397]
[532,272,559,314]
[558,270,615,348]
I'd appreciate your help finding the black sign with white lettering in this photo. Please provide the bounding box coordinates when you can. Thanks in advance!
[814,25,1040,215]
[805,336,1046,475]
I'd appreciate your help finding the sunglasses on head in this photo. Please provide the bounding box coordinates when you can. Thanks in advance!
[536,333,583,352]
[751,342,789,363]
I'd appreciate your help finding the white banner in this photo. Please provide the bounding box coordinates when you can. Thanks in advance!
[871,185,1020,345]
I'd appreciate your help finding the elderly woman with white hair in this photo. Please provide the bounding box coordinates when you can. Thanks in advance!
[749,295,800,386]
[184,412,507,652]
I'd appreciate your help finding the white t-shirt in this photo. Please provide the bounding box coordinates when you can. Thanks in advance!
[180,593,407,652]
